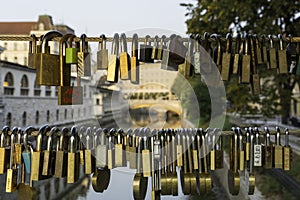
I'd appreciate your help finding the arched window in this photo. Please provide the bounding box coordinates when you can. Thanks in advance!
[56,109,59,121]
[20,75,29,96]
[35,111,39,124]
[3,72,14,95]
[64,109,67,120]
[46,110,50,122]
[45,86,51,96]
[22,112,27,126]
[34,80,41,96]
[6,113,12,127]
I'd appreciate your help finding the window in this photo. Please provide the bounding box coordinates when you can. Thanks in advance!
[35,111,39,124]
[46,110,50,122]
[3,72,14,95]
[56,109,59,121]
[13,43,17,51]
[4,42,7,49]
[96,99,100,105]
[22,112,27,126]
[64,109,67,120]
[20,75,29,96]
[34,80,41,96]
[45,86,51,96]
[24,57,27,66]
[6,113,12,127]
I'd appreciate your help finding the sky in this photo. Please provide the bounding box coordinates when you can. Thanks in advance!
[0,0,195,36]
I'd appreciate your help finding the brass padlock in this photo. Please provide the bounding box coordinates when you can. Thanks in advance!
[253,128,262,167]
[232,33,241,74]
[42,127,58,176]
[151,35,159,60]
[58,34,83,105]
[268,34,277,69]
[253,34,263,66]
[129,129,138,169]
[250,35,261,95]
[277,34,288,73]
[227,127,240,196]
[92,167,111,193]
[54,128,68,178]
[13,128,23,165]
[115,129,126,167]
[0,126,10,174]
[95,129,108,169]
[28,34,38,69]
[36,31,63,86]
[107,33,120,83]
[84,127,95,174]
[240,34,251,84]
[221,33,233,81]
[77,34,91,77]
[67,126,80,183]
[211,34,222,72]
[97,34,108,69]
[283,128,291,171]
[142,129,151,177]
[130,33,140,84]
[6,133,18,193]
[156,35,167,60]
[263,128,273,169]
[22,126,36,175]
[274,127,283,169]
[180,131,190,195]
[261,35,269,68]
[179,35,194,78]
[31,125,48,181]
[245,128,255,195]
[140,35,154,63]
[238,128,245,171]
[119,33,131,80]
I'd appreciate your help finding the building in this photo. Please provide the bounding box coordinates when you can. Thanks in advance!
[0,15,74,66]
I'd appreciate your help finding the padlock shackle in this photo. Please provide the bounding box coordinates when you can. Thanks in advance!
[132,33,139,58]
[29,34,37,54]
[278,34,284,50]
[144,35,151,45]
[79,34,87,52]
[225,33,232,53]
[85,127,92,150]
[42,31,63,53]
[111,33,120,56]
[99,34,107,50]
[120,33,128,53]
[244,34,250,55]
[268,34,275,48]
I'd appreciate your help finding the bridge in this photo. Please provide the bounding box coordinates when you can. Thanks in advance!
[128,99,182,115]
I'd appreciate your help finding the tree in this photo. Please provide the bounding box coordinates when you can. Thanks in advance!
[181,0,300,123]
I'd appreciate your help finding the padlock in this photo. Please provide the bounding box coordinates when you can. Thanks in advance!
[221,33,233,81]
[95,128,108,169]
[253,127,262,167]
[274,127,283,169]
[232,33,241,74]
[6,132,18,193]
[54,128,68,178]
[179,35,194,78]
[237,128,245,171]
[0,126,10,174]
[115,129,126,167]
[268,34,277,69]
[84,127,95,174]
[22,126,36,175]
[119,33,131,80]
[245,127,255,195]
[142,128,151,177]
[227,127,240,195]
[283,128,291,171]
[14,128,23,165]
[67,126,80,183]
[107,33,120,83]
[277,34,288,74]
[253,35,263,66]
[170,130,178,196]
[58,34,83,105]
[28,34,38,69]
[261,35,269,68]
[151,35,159,60]
[129,129,138,169]
[77,34,91,77]
[36,31,63,86]
[140,35,154,63]
[211,34,222,72]
[180,130,190,195]
[240,34,251,84]
[92,167,111,193]
[97,34,108,69]
[130,33,140,84]
[162,34,187,71]
[65,34,78,64]
[42,127,59,176]
[215,133,224,169]
[133,132,148,200]
[202,129,212,194]
[249,35,261,95]
[31,125,48,181]
[263,127,273,169]
[157,35,167,60]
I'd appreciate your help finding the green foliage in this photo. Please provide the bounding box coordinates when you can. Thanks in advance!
[181,0,300,123]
